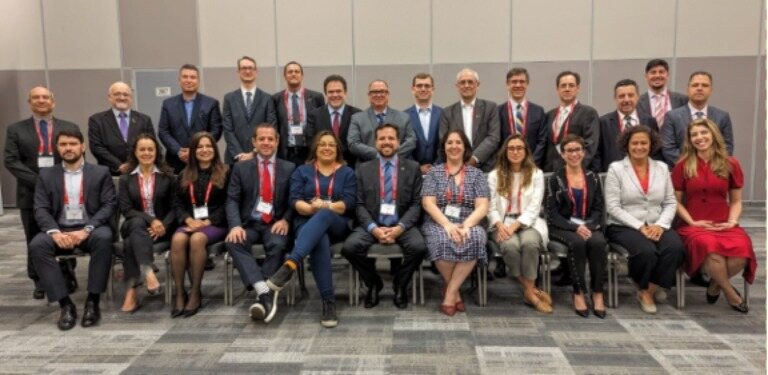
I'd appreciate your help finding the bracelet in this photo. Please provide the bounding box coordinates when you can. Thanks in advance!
[727,220,738,225]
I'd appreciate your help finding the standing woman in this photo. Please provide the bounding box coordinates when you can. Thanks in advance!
[170,132,229,318]
[421,129,489,317]
[604,126,685,315]
[487,135,551,313]
[119,134,177,313]
[546,135,607,318]
[672,119,756,313]
[267,131,355,328]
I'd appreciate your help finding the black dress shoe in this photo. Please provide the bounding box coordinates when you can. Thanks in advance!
[170,308,184,318]
[364,281,383,309]
[204,258,215,271]
[393,287,408,309]
[32,285,45,300]
[573,294,589,318]
[592,307,607,319]
[729,286,748,314]
[81,300,101,328]
[493,258,507,279]
[58,304,77,331]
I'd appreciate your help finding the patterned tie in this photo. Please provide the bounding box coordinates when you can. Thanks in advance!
[332,111,340,136]
[623,114,633,131]
[261,160,273,224]
[694,111,705,119]
[376,113,385,125]
[291,94,300,125]
[514,103,525,135]
[380,161,395,226]
[653,93,667,126]
[118,112,129,141]
[39,119,49,154]
[245,92,253,113]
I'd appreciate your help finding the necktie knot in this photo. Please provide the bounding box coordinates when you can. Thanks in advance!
[263,159,270,167]
[119,112,126,118]
[695,111,705,119]
[40,119,47,127]
[376,113,385,124]
[516,103,523,112]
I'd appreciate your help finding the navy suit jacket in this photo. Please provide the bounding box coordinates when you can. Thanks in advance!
[593,111,660,172]
[222,88,277,164]
[498,100,547,168]
[637,90,688,119]
[404,104,442,166]
[88,109,155,175]
[226,157,295,229]
[660,105,734,167]
[273,89,325,157]
[158,93,223,172]
[306,105,361,167]
[355,158,423,231]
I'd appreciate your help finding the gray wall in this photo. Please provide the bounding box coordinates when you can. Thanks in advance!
[0,0,765,205]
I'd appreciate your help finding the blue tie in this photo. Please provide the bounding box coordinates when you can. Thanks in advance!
[376,113,385,125]
[39,120,49,154]
[380,161,396,226]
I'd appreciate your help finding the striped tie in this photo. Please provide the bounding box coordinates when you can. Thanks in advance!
[653,94,667,126]
[514,104,524,135]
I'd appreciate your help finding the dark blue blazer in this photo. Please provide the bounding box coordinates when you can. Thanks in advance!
[158,93,223,172]
[404,105,442,166]
[226,157,295,229]
[498,100,547,168]
[289,164,356,228]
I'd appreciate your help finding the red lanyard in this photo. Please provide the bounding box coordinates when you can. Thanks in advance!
[633,164,650,194]
[189,181,213,207]
[444,166,466,205]
[62,172,85,206]
[34,120,54,155]
[284,88,305,124]
[566,171,588,218]
[314,163,337,199]
[378,159,398,201]
[506,100,527,136]
[137,173,156,212]
[506,175,523,215]
[551,103,576,144]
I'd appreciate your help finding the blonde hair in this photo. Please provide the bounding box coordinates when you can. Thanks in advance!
[494,135,535,196]
[679,118,731,179]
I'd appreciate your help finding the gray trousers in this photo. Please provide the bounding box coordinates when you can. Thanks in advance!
[492,227,542,280]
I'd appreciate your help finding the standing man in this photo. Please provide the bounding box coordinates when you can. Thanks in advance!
[222,56,277,165]
[348,80,416,163]
[158,64,223,173]
[438,68,500,172]
[29,128,116,330]
[637,59,688,126]
[540,71,599,172]
[306,74,361,167]
[594,79,659,172]
[342,124,426,309]
[225,123,294,323]
[404,73,443,174]
[498,68,548,168]
[4,86,80,299]
[661,71,734,167]
[88,81,155,175]
[273,61,325,166]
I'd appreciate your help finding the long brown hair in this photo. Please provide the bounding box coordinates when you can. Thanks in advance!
[125,133,172,175]
[307,131,345,164]
[679,118,731,179]
[495,135,535,196]
[180,132,228,188]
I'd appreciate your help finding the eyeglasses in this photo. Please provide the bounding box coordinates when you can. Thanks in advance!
[563,148,584,154]
[414,84,432,89]
[238,66,256,71]
[369,90,389,96]
[506,146,526,153]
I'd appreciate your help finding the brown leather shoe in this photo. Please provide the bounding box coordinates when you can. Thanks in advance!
[524,295,553,313]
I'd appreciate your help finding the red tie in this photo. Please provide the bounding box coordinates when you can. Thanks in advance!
[332,111,340,137]
[261,160,273,223]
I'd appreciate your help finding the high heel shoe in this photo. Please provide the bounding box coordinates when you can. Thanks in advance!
[591,294,606,319]
[170,291,187,318]
[573,293,589,318]
[182,292,202,318]
[729,286,748,314]
[455,300,466,312]
[705,281,720,304]
[440,304,457,317]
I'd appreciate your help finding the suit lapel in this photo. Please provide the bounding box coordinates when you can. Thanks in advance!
[472,100,483,142]
[176,96,189,129]
[190,96,202,130]
[623,159,645,196]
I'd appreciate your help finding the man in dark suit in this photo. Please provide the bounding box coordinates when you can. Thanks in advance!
[342,124,426,309]
[594,79,660,172]
[222,56,277,165]
[273,61,325,166]
[158,64,223,173]
[540,71,600,172]
[88,81,155,175]
[225,123,294,323]
[29,128,116,330]
[348,80,416,163]
[404,73,442,175]
[637,59,688,126]
[439,68,500,172]
[498,67,548,168]
[4,86,80,299]
[661,71,734,167]
[306,74,361,167]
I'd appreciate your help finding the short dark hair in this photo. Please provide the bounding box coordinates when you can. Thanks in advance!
[283,61,303,75]
[179,64,199,75]
[237,56,256,68]
[438,129,473,164]
[411,73,434,86]
[688,71,713,84]
[556,71,580,86]
[323,74,347,93]
[55,127,84,144]
[614,79,638,94]
[645,59,669,73]
[506,67,529,83]
[125,133,172,175]
[560,134,585,150]
[252,123,278,138]
[618,125,660,155]
[375,123,400,139]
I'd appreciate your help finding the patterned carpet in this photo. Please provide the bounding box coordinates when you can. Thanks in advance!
[0,205,763,374]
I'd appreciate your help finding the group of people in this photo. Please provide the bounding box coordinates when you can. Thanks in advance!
[3,56,756,331]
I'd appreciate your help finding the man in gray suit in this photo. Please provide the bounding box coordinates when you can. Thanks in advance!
[222,56,277,164]
[438,68,500,172]
[637,59,688,125]
[348,80,416,163]
[661,71,734,167]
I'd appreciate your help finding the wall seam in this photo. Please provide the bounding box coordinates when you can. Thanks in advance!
[115,0,125,82]
[748,0,765,201]
[194,0,204,92]
[273,0,280,91]
[39,0,50,87]
[507,0,513,70]
[429,0,434,75]
[350,0,357,107]
[588,0,594,104]
[670,0,680,92]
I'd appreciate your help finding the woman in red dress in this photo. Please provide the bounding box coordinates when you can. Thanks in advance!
[671,119,756,313]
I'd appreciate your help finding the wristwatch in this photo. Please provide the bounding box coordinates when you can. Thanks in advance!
[84,225,95,233]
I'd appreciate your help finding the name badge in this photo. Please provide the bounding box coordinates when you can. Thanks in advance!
[193,205,209,220]
[65,205,84,221]
[38,156,54,168]
[256,199,273,215]
[444,205,461,220]
[380,203,396,216]
[323,199,332,206]
[289,125,303,135]
[570,217,586,225]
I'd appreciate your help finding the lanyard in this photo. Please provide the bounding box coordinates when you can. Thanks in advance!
[34,120,54,155]
[189,181,213,207]
[314,163,337,199]
[506,100,527,136]
[444,166,466,205]
[62,172,85,206]
[506,175,523,215]
[378,159,398,201]
[137,173,156,212]
[566,171,588,218]
[551,103,576,144]
[284,88,305,124]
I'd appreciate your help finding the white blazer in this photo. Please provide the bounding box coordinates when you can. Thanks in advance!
[487,168,549,245]
[604,157,677,230]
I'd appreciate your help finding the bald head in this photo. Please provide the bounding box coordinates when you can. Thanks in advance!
[28,86,55,117]
[108,81,133,111]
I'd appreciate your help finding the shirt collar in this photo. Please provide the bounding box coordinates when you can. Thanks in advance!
[33,115,53,124]
[416,103,432,112]
[62,158,85,173]
[241,86,256,95]
[257,154,277,164]
[130,165,161,175]
[377,153,398,166]
[328,104,345,116]
[112,108,131,118]
[688,102,708,116]
[509,97,526,109]
[617,110,639,121]
[462,98,477,108]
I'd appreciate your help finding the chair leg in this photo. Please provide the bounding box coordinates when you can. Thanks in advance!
[224,253,232,306]
[108,255,115,299]
[164,252,172,305]
[676,269,685,309]
[606,254,614,308]
[743,276,749,308]
[419,262,425,305]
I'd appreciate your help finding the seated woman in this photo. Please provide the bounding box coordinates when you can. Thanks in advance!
[119,134,177,313]
[421,129,489,317]
[170,132,229,318]
[267,131,355,328]
[547,135,607,318]
[604,126,685,315]
[487,135,551,313]
[672,119,756,313]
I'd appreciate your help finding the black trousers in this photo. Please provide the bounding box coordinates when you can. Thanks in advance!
[20,209,41,281]
[606,225,686,289]
[225,220,288,289]
[286,146,309,167]
[550,228,607,293]
[120,217,170,287]
[341,226,427,291]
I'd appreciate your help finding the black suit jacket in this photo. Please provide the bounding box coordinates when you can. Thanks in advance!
[354,158,422,231]
[118,172,177,234]
[175,170,229,228]
[593,111,660,172]
[541,103,600,172]
[637,90,688,119]
[88,109,155,175]
[546,168,603,232]
[157,93,223,172]
[226,157,295,229]
[33,163,116,232]
[222,88,277,164]
[439,98,501,172]
[273,89,325,157]
[498,100,548,168]
[306,105,361,167]
[4,117,80,209]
